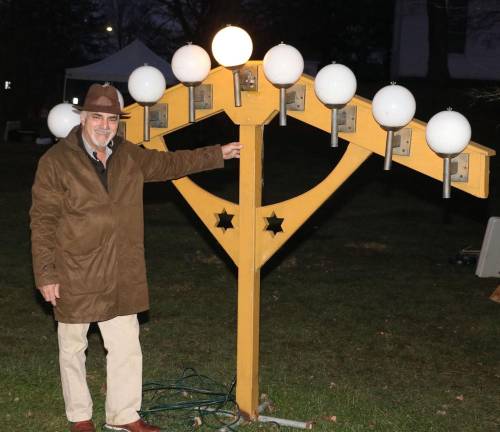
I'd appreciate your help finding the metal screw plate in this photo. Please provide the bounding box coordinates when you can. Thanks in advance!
[149,103,168,128]
[392,128,412,156]
[286,84,305,111]
[337,105,356,133]
[117,121,127,139]
[194,84,213,110]
[451,153,469,182]
[239,66,258,91]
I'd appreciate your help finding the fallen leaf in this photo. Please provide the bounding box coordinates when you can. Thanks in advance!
[456,395,464,401]
[489,286,500,303]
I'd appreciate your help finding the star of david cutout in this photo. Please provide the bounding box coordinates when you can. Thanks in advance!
[265,212,284,236]
[216,209,234,232]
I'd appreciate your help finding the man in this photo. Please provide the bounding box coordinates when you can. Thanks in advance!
[30,83,242,432]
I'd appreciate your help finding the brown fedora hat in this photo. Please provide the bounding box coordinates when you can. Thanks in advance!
[74,83,130,117]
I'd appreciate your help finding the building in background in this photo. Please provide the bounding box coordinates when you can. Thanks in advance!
[391,0,500,80]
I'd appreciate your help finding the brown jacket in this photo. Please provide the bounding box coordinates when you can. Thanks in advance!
[30,126,224,323]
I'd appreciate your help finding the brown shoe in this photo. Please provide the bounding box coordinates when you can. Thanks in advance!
[104,419,160,432]
[70,420,96,432]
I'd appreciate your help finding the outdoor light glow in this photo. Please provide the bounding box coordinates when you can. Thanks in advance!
[211,25,253,68]
[128,65,166,142]
[263,43,304,85]
[47,103,80,138]
[262,42,304,126]
[106,26,113,32]
[72,97,78,105]
[128,65,166,104]
[211,25,253,107]
[172,43,212,122]
[314,63,357,106]
[172,43,211,83]
[4,81,11,90]
[313,62,357,147]
[372,83,416,128]
[426,109,471,199]
[426,109,471,155]
[371,83,416,170]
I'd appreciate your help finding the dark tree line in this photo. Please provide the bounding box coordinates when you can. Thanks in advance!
[0,0,396,124]
[0,0,108,122]
[1,0,471,126]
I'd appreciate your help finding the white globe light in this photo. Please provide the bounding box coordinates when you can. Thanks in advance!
[426,110,471,155]
[372,84,416,128]
[314,63,357,105]
[128,65,166,103]
[263,43,304,86]
[172,44,211,83]
[211,25,253,68]
[47,103,80,138]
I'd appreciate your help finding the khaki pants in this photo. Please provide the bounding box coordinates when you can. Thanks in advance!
[57,314,142,425]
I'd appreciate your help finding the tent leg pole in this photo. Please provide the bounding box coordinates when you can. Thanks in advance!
[62,76,68,102]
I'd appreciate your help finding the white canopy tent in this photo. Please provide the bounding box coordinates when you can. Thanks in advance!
[64,39,176,100]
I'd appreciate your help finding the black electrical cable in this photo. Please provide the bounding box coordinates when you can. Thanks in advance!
[139,368,243,431]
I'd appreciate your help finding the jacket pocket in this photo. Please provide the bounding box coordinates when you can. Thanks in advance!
[62,244,107,294]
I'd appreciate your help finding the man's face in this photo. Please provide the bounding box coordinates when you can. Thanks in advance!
[81,111,119,149]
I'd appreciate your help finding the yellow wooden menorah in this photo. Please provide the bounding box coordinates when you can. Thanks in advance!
[122,60,494,419]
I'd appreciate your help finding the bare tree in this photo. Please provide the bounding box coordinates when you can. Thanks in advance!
[427,0,450,82]
[104,0,161,50]
[150,0,246,54]
[244,0,394,73]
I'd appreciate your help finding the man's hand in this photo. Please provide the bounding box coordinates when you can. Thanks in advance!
[221,142,243,160]
[38,283,60,306]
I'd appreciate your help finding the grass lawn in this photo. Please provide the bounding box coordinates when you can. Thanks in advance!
[0,105,499,431]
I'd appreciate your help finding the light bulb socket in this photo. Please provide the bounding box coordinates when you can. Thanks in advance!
[188,85,195,123]
[384,130,395,171]
[233,69,242,107]
[331,107,338,147]
[279,87,287,126]
[443,156,451,199]
[143,104,150,142]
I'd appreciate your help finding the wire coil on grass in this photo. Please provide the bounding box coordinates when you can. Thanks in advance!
[140,368,241,431]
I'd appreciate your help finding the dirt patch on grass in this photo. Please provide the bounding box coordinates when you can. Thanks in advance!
[344,241,389,252]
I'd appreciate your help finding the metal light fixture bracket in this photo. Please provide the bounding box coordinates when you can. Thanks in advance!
[149,103,168,128]
[194,84,213,110]
[392,128,412,156]
[285,84,305,111]
[239,65,258,91]
[337,105,357,133]
[450,153,469,182]
[117,121,127,139]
